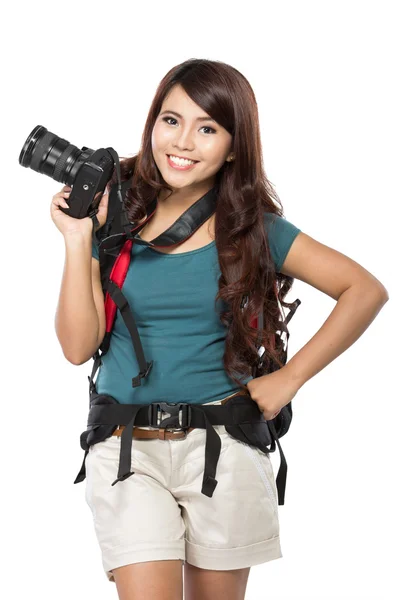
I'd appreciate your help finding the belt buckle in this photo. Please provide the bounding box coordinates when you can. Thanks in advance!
[169,428,189,440]
[148,402,191,436]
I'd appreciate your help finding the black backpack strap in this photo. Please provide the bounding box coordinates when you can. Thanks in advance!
[87,208,100,241]
[268,420,288,505]
[87,350,102,396]
[73,449,89,484]
[254,297,302,372]
[109,403,220,497]
[107,280,153,387]
[284,298,301,325]
[111,404,143,486]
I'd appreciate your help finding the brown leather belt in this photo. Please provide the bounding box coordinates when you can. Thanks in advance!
[111,391,247,441]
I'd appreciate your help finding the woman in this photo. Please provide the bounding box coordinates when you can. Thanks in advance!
[51,58,389,600]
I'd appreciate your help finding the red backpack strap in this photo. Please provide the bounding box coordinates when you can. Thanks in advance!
[88,239,134,395]
[100,237,153,388]
[104,238,134,334]
[249,281,280,349]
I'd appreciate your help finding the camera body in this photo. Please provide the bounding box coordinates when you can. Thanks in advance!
[61,148,114,219]
[19,125,116,219]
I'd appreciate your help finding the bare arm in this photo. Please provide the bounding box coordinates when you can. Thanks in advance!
[54,228,105,365]
[249,232,389,395]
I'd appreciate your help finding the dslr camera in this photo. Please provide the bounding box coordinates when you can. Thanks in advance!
[19,125,120,221]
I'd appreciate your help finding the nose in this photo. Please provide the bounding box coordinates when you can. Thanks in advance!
[173,126,195,153]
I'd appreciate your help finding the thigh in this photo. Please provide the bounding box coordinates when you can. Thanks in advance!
[113,559,183,600]
[184,562,250,600]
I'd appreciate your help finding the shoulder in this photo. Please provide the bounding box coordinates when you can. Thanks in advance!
[264,211,301,237]
[263,211,301,272]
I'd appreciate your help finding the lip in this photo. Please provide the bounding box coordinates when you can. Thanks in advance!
[166,154,199,171]
[167,153,199,162]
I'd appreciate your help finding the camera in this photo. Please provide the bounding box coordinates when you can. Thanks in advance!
[18,125,118,220]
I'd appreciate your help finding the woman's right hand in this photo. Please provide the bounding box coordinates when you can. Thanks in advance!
[50,184,110,237]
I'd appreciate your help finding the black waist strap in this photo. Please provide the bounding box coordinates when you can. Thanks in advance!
[87,398,263,428]
[74,395,287,504]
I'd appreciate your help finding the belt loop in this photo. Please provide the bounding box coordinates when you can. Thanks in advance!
[158,429,167,440]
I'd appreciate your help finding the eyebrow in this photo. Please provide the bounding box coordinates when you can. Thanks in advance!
[159,110,217,124]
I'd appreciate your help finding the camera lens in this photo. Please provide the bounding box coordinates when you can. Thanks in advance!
[19,125,94,186]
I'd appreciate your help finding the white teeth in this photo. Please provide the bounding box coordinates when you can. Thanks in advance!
[169,154,196,166]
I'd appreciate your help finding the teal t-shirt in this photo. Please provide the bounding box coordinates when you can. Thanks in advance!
[91,212,301,404]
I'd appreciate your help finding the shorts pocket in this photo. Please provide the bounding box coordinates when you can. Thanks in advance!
[84,451,95,513]
[242,444,279,516]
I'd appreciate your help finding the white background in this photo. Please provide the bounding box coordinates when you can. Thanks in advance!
[2,1,398,599]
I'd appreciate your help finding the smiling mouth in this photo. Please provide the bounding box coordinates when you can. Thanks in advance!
[167,154,200,163]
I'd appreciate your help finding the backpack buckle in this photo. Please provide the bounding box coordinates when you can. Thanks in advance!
[148,402,192,430]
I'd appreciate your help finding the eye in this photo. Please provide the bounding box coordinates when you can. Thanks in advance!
[200,126,216,135]
[162,116,216,134]
[162,116,178,126]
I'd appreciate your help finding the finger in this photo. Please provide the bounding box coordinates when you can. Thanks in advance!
[54,192,70,205]
[100,189,109,203]
[53,188,71,199]
[54,195,70,208]
[57,199,70,209]
[265,411,276,420]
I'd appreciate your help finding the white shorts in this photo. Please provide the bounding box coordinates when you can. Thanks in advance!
[84,395,282,582]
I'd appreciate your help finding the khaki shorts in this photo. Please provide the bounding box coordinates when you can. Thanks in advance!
[84,395,282,582]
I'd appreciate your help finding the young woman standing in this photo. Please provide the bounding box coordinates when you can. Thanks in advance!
[52,59,389,600]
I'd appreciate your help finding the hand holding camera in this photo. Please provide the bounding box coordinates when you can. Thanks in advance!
[19,124,121,239]
[50,184,110,237]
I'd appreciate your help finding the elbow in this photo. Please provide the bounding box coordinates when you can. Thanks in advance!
[367,283,389,306]
[62,347,90,366]
[63,352,84,366]
[66,350,98,366]
[374,283,389,303]
[351,279,389,303]
[55,334,86,365]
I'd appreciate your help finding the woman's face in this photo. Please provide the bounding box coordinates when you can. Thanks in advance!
[151,84,234,193]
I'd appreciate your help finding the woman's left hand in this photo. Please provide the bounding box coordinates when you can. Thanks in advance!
[246,367,300,420]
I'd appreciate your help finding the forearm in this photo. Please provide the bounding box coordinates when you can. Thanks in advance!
[280,283,388,389]
[54,229,100,364]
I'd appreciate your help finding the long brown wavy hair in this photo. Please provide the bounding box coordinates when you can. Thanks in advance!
[107,58,298,390]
